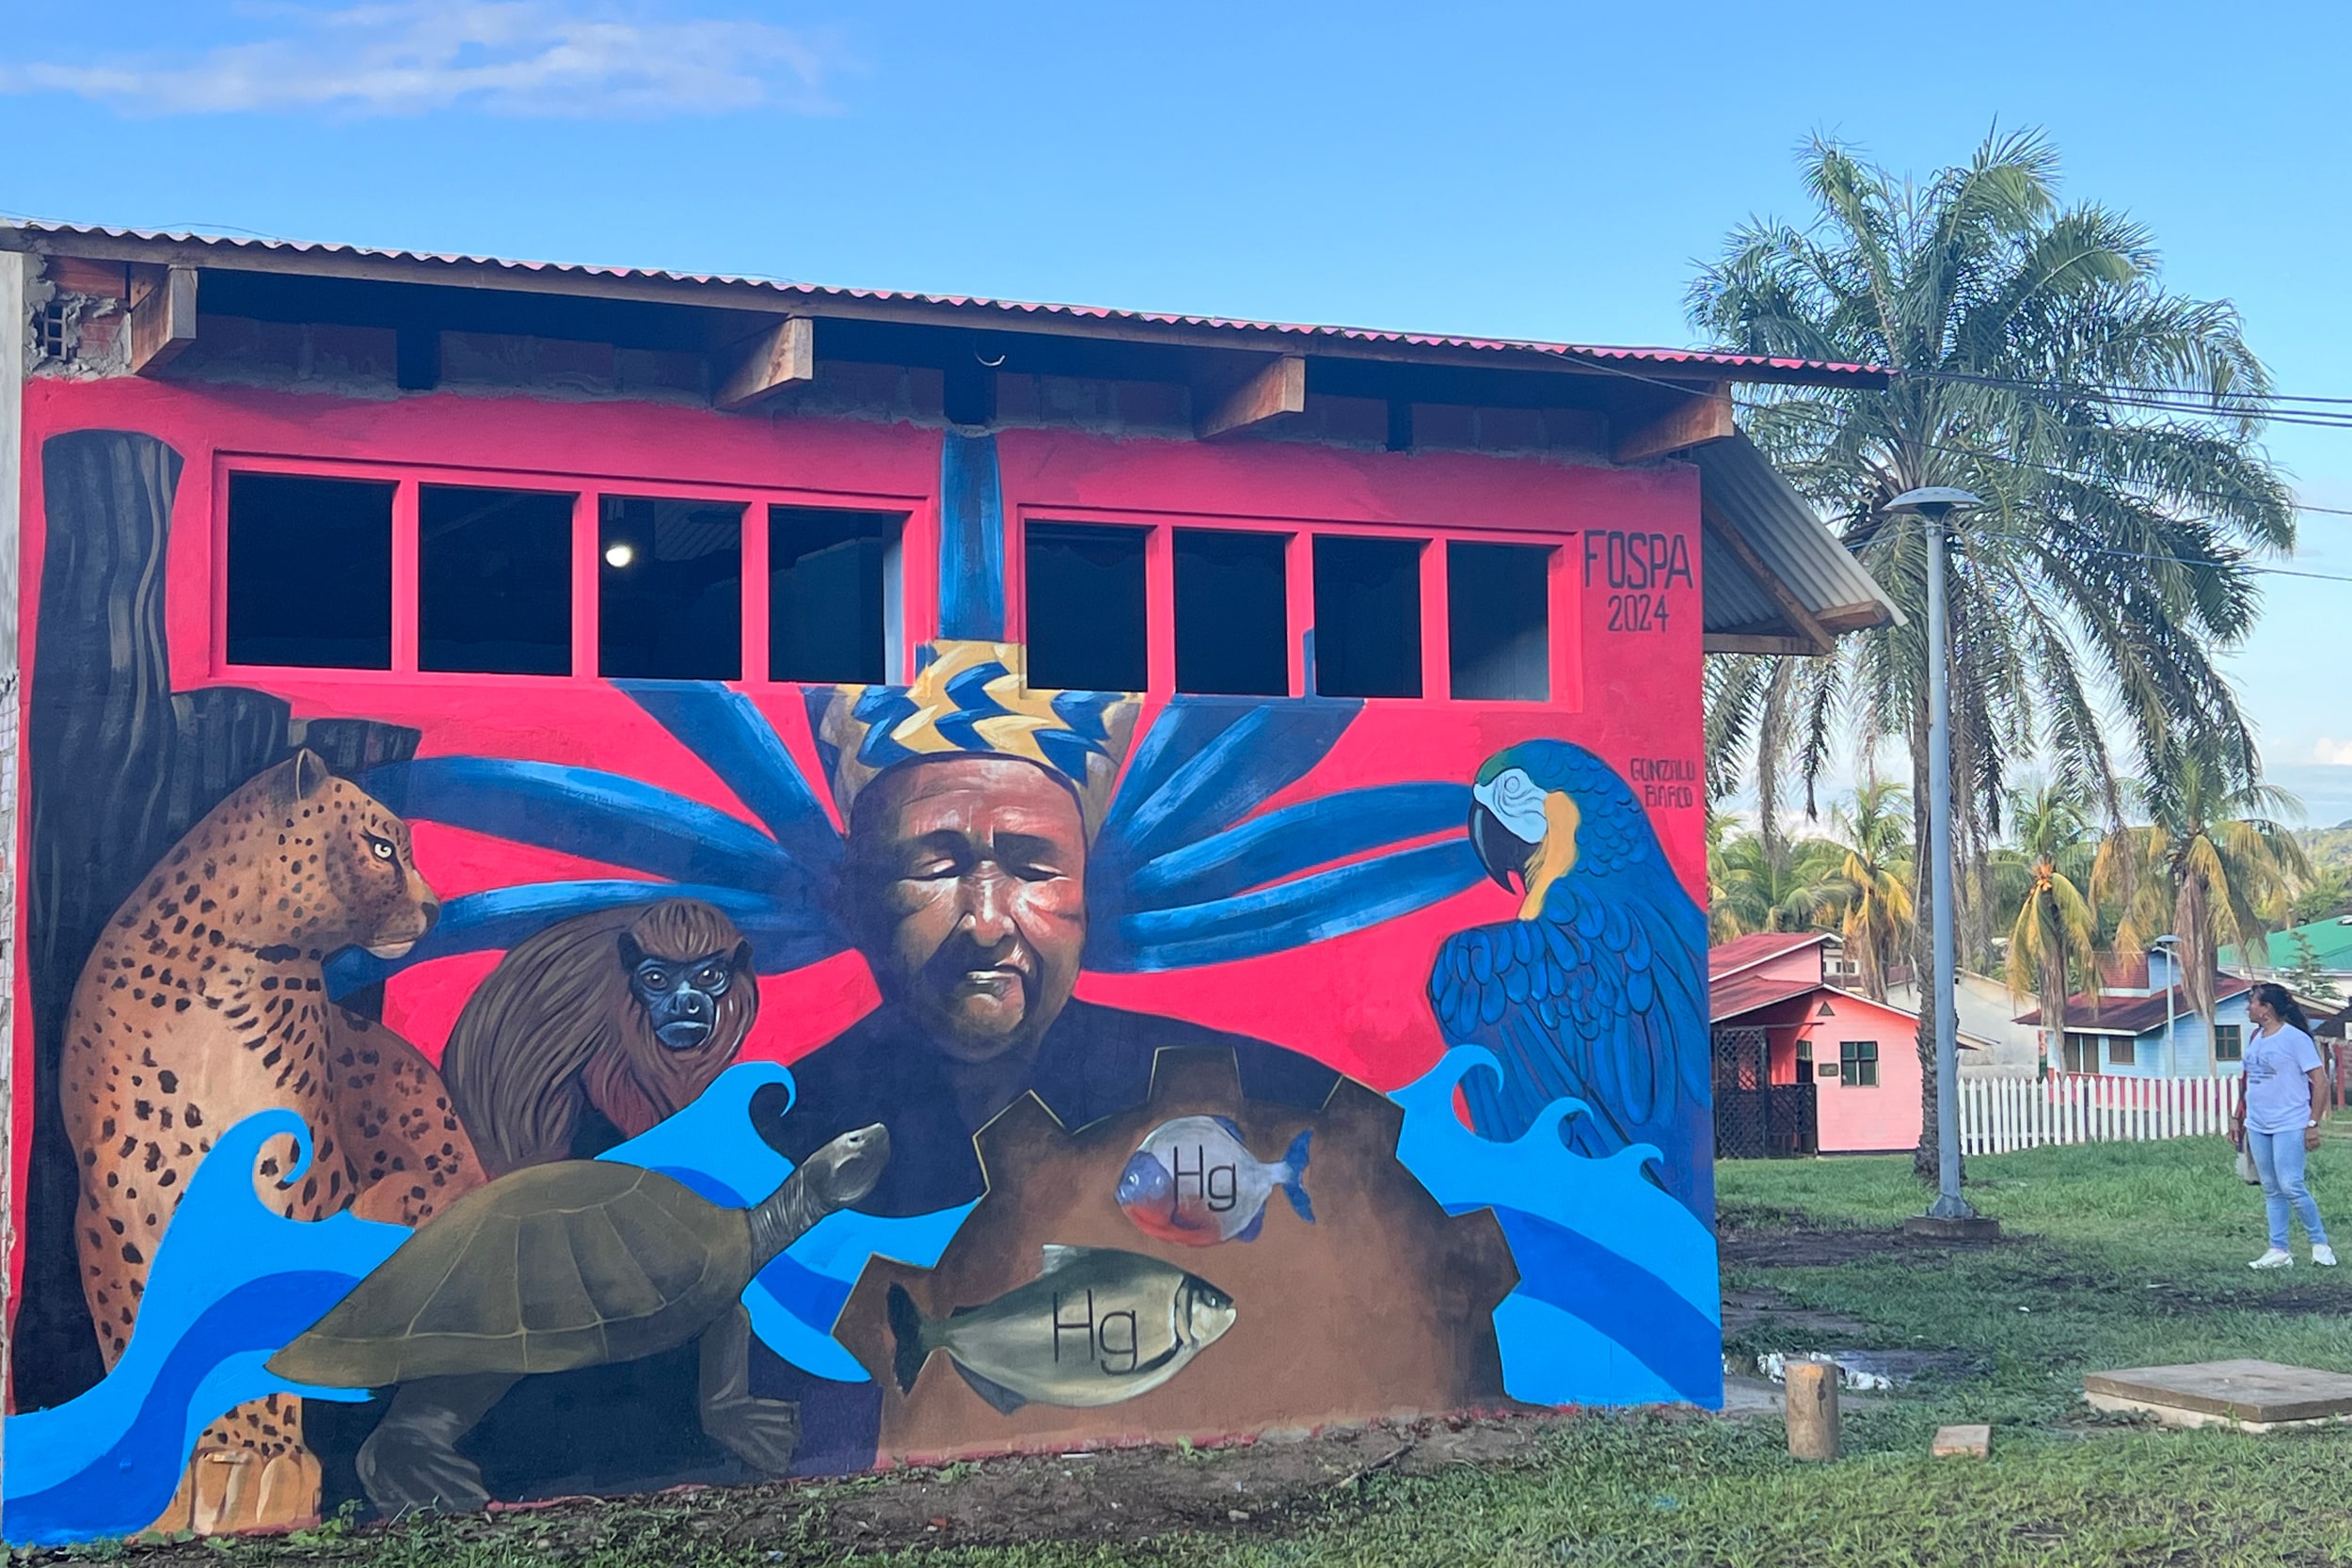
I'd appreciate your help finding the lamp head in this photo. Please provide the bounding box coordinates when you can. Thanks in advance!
[1886,486,1984,521]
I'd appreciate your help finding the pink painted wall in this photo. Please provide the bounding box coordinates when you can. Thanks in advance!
[8,371,1710,1354]
[1798,993,1921,1154]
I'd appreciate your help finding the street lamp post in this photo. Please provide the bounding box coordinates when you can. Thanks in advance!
[1887,486,1996,1235]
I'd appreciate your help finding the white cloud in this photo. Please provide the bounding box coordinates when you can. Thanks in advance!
[0,1,838,119]
[2312,738,2352,767]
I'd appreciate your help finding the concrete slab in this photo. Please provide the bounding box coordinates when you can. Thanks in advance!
[2083,1359,2352,1433]
[1932,1423,1991,1457]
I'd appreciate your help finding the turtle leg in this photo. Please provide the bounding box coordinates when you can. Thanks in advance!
[698,1304,803,1475]
[356,1374,517,1517]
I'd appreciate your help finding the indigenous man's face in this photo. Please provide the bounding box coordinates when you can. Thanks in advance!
[849,756,1089,1062]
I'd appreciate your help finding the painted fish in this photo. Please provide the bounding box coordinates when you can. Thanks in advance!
[886,1245,1236,1413]
[1115,1117,1313,1245]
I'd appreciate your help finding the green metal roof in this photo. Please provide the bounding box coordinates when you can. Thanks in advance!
[2221,917,2352,973]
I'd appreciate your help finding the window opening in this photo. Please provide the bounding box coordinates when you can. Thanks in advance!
[1312,535,1422,698]
[770,507,905,684]
[1447,541,1549,701]
[37,299,72,361]
[599,496,744,680]
[419,485,574,675]
[1174,529,1289,696]
[2062,1032,2103,1075]
[2214,1023,2244,1063]
[226,472,394,669]
[1838,1039,1879,1087]
[1025,521,1148,691]
[2107,1037,2137,1068]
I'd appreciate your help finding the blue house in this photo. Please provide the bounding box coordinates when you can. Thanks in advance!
[2013,947,2251,1079]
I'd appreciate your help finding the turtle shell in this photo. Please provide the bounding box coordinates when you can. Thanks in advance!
[269,1161,754,1387]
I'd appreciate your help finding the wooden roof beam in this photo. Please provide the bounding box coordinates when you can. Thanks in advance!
[1700,503,1836,657]
[130,265,196,374]
[1612,381,1735,466]
[1196,354,1306,439]
[714,315,814,410]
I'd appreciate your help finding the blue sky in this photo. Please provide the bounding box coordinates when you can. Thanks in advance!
[7,0,2350,820]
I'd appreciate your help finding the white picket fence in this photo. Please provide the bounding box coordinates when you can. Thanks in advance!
[1958,1071,2233,1155]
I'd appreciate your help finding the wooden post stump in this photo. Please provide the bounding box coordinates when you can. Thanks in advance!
[1785,1357,1840,1461]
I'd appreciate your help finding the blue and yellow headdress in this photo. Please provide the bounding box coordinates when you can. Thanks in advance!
[809,641,1141,837]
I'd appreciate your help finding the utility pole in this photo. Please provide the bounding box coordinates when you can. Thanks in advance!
[2153,934,2179,1077]
[1889,487,2000,1240]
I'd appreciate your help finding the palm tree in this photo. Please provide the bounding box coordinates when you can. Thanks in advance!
[2092,745,2311,1068]
[1827,780,1914,1001]
[1692,130,2295,1177]
[2000,781,2100,1070]
[1710,829,1845,941]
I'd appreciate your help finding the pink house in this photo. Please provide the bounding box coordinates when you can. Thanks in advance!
[1709,933,1924,1156]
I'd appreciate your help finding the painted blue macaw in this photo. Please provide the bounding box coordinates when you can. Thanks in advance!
[1433,740,1712,1218]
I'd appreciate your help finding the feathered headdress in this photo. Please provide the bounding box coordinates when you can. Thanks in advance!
[809,641,1141,837]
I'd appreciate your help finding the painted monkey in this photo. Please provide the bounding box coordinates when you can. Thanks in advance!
[441,900,759,1176]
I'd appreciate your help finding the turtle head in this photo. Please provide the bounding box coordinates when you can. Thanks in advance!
[808,1122,892,1209]
[746,1122,895,1267]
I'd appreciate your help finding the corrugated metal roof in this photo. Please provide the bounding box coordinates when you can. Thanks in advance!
[1694,434,1903,639]
[2014,978,2250,1032]
[1708,969,1821,1021]
[1709,931,1832,980]
[1708,969,1922,1026]
[2223,916,2352,974]
[1,219,1891,387]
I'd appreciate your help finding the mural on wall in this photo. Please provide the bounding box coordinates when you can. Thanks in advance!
[6,426,1717,1546]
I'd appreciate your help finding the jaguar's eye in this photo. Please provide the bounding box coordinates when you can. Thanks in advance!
[366,835,396,863]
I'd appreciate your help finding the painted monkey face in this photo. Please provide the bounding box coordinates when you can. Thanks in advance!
[624,943,742,1052]
[846,755,1089,1064]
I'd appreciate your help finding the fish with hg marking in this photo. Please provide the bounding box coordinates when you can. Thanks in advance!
[1115,1116,1313,1245]
[886,1245,1236,1413]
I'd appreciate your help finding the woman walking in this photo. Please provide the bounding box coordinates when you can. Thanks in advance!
[2232,981,2334,1269]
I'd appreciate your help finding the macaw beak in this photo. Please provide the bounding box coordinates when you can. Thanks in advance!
[1469,802,1536,893]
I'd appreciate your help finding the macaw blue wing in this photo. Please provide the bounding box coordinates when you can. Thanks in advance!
[1432,860,1709,1216]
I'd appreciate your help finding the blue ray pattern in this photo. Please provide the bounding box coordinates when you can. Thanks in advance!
[334,687,1477,993]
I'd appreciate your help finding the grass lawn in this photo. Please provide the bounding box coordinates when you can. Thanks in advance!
[28,1134,2352,1567]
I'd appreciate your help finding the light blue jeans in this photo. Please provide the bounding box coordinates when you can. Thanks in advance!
[2248,1126,2329,1251]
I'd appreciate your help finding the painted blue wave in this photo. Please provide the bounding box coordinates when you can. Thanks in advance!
[5,1065,975,1546]
[1390,1047,1722,1408]
[2,1110,408,1547]
[603,1061,974,1383]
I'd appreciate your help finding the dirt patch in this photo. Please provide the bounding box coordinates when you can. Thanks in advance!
[1717,1212,2013,1270]
[1719,1284,1871,1341]
[38,1411,1597,1564]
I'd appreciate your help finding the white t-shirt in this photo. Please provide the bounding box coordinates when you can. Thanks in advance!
[2243,1022,2324,1134]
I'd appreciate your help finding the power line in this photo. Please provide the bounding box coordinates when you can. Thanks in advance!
[1556,350,2352,529]
[1972,533,2352,588]
[1912,369,2352,410]
[1733,404,2352,521]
